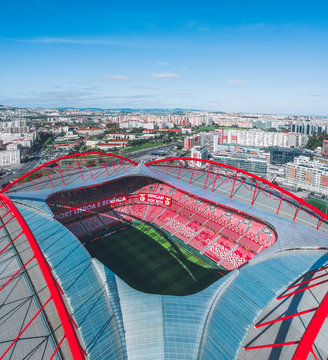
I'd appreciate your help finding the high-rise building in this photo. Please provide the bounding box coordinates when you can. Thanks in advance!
[191,146,208,166]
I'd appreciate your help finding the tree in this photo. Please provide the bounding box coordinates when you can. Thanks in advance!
[306,131,328,150]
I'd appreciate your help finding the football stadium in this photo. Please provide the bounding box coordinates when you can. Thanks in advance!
[0,152,328,360]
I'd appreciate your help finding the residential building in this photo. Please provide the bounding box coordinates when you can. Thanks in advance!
[285,156,328,195]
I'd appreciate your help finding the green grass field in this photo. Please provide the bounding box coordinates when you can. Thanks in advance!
[305,197,328,214]
[84,222,224,295]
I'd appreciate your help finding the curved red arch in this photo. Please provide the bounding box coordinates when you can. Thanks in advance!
[0,193,85,359]
[292,290,328,359]
[1,152,138,194]
[145,157,328,224]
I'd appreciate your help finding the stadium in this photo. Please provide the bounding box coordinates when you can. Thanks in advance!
[0,152,328,360]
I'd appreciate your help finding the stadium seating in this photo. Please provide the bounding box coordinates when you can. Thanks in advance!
[204,206,216,217]
[238,236,263,253]
[154,209,177,227]
[82,215,104,233]
[246,220,263,237]
[175,221,203,243]
[213,207,225,219]
[204,236,235,263]
[99,210,122,225]
[156,184,171,195]
[130,204,147,220]
[188,228,217,252]
[219,211,232,225]
[162,214,189,234]
[204,219,224,233]
[220,246,255,271]
[191,213,208,226]
[257,231,272,247]
[169,202,183,213]
[197,202,211,214]
[220,227,241,241]
[163,215,189,234]
[66,220,88,238]
[144,205,165,223]
[184,196,196,208]
[172,189,186,203]
[228,213,244,227]
[114,206,132,222]
[179,207,194,219]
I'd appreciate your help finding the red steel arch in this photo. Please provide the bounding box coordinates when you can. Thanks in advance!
[145,157,328,227]
[1,152,138,194]
[0,193,85,359]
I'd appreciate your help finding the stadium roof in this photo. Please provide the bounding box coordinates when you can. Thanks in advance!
[0,152,328,360]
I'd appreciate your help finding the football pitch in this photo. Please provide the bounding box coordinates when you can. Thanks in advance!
[84,222,224,295]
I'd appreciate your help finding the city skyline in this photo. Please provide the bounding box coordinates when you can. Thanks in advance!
[1,0,327,115]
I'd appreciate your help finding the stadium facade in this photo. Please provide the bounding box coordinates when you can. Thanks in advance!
[0,153,328,360]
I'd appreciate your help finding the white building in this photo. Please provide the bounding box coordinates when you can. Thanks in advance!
[0,150,21,166]
[217,129,307,148]
[0,132,35,147]
[76,128,104,136]
[106,132,136,140]
[119,121,155,130]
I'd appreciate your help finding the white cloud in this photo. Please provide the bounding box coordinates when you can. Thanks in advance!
[310,94,326,97]
[151,73,179,79]
[227,79,247,84]
[103,75,129,81]
[155,61,169,66]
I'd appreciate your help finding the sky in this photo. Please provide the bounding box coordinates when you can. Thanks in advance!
[0,0,327,115]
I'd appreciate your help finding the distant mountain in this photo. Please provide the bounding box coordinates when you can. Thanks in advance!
[57,107,202,114]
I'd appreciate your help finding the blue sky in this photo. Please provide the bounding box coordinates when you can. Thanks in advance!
[0,0,327,115]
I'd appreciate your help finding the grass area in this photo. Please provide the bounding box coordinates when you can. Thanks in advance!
[305,197,328,214]
[84,223,223,295]
[122,141,165,154]
[134,222,213,269]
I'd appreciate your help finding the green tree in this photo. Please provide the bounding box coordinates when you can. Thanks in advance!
[306,131,328,150]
